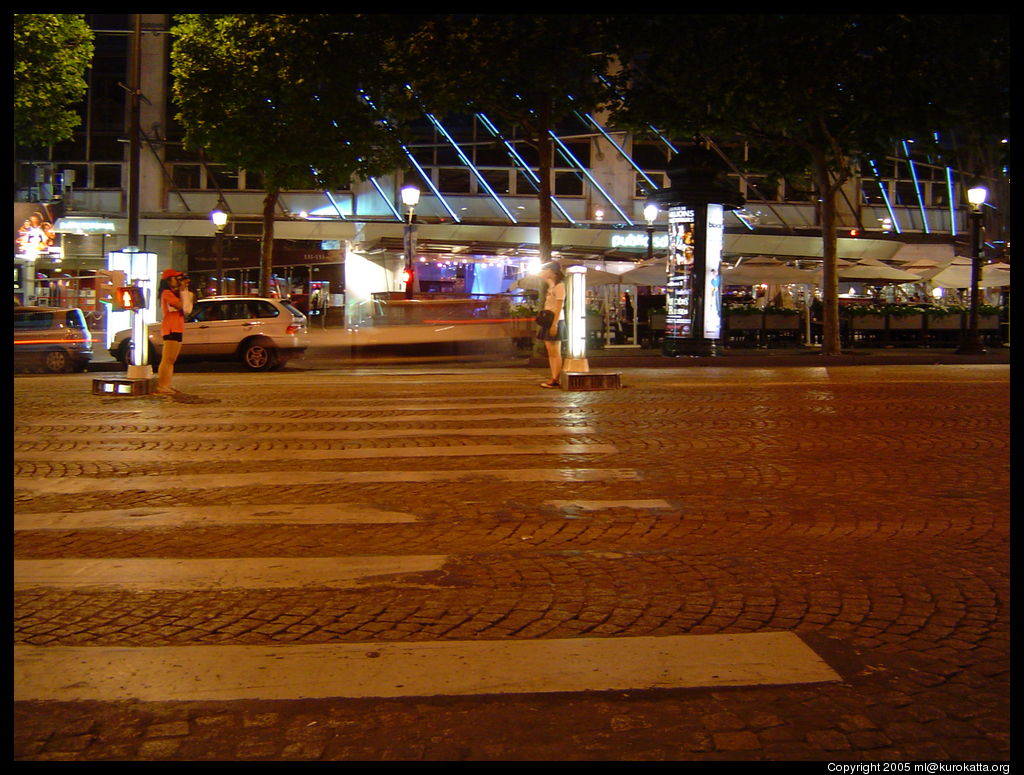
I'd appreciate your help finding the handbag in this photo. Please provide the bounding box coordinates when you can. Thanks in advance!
[535,309,555,329]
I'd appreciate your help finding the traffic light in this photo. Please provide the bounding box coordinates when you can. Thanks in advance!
[117,286,146,310]
[402,264,415,299]
[96,269,127,306]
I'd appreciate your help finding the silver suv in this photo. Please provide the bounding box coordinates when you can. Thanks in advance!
[14,306,93,373]
[110,296,308,371]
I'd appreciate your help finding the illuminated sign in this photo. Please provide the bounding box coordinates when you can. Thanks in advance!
[16,210,60,260]
[664,206,696,339]
[703,204,724,339]
[52,217,118,235]
[610,233,669,250]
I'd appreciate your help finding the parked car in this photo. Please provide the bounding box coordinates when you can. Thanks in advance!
[110,295,308,371]
[14,305,93,373]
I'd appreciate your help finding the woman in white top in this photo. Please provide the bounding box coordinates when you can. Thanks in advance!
[536,262,566,388]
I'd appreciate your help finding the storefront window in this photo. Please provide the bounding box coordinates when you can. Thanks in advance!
[514,171,539,196]
[895,181,919,206]
[172,164,201,189]
[554,171,583,197]
[438,168,471,194]
[480,169,511,195]
[207,166,240,190]
[93,164,121,188]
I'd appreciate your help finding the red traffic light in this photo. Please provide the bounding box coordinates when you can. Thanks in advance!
[117,286,146,310]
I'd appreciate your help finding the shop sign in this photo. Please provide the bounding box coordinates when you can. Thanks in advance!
[610,232,669,250]
[186,238,344,271]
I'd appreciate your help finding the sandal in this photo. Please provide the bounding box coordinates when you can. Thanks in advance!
[540,379,560,389]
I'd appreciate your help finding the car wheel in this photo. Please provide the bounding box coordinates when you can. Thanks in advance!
[117,340,133,368]
[42,349,72,373]
[240,340,278,371]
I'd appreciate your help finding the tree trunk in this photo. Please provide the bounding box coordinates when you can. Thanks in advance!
[812,150,842,356]
[260,188,278,297]
[536,100,553,263]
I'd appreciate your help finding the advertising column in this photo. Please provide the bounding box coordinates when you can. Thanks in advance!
[650,146,744,357]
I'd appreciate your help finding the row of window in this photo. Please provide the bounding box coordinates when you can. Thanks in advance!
[17,158,961,210]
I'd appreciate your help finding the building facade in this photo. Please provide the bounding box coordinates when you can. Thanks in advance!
[14,14,1010,333]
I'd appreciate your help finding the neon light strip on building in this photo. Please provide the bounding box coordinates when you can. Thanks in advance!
[370,177,403,221]
[577,112,660,193]
[902,141,930,234]
[945,167,957,237]
[358,89,461,223]
[868,159,901,235]
[476,113,575,224]
[426,113,518,224]
[550,132,633,225]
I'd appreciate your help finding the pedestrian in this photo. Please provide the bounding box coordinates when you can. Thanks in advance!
[155,268,185,395]
[536,261,566,388]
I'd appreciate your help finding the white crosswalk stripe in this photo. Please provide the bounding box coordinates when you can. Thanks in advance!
[15,376,837,703]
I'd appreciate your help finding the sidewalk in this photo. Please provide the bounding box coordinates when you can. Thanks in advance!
[85,328,1011,373]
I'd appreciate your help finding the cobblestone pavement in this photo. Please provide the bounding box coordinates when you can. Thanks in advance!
[13,362,1010,761]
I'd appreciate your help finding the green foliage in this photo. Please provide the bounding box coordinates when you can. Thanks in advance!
[13,14,94,147]
[170,14,409,193]
[399,15,615,134]
[844,304,1003,318]
[724,304,799,316]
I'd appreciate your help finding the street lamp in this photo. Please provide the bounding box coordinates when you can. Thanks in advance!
[957,184,988,354]
[401,186,420,299]
[644,203,659,262]
[211,203,228,295]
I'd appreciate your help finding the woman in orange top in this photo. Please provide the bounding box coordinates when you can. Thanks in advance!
[155,268,185,394]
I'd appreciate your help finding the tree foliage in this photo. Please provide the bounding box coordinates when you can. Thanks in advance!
[610,14,1010,355]
[170,13,413,293]
[170,13,408,192]
[397,14,618,259]
[13,14,94,148]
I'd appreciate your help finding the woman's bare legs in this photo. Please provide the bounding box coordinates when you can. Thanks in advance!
[156,339,182,392]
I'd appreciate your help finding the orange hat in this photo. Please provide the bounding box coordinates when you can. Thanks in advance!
[161,268,184,279]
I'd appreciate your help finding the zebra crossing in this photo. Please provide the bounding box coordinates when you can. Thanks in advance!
[14,373,839,704]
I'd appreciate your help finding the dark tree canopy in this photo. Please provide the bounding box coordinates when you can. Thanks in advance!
[610,13,1010,354]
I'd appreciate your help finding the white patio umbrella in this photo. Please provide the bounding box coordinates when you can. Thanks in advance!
[583,266,634,286]
[618,259,669,286]
[930,259,1011,289]
[985,263,1011,287]
[837,258,922,284]
[722,263,822,286]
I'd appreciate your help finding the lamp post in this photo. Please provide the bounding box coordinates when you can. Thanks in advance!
[211,204,228,295]
[401,185,420,300]
[957,185,988,354]
[644,203,659,262]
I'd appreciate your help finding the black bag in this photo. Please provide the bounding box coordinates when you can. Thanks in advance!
[535,309,555,329]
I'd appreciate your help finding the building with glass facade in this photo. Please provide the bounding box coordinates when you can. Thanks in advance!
[14,14,1009,341]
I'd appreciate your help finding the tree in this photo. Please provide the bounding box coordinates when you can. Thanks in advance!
[13,14,94,148]
[611,14,1009,356]
[398,15,617,262]
[170,14,409,296]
